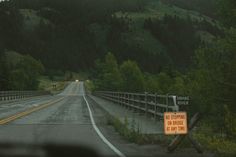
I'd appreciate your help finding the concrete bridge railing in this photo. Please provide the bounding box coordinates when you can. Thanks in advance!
[0,91,51,102]
[93,91,179,118]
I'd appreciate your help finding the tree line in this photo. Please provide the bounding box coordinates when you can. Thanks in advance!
[0,51,44,90]
[91,0,236,138]
[92,29,236,137]
[1,0,223,74]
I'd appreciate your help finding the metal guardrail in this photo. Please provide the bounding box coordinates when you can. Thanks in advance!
[0,91,51,102]
[93,91,179,117]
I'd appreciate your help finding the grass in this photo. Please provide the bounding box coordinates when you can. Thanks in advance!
[38,76,68,94]
[192,123,236,157]
[84,80,96,93]
[193,133,236,157]
[106,113,236,157]
[107,115,173,145]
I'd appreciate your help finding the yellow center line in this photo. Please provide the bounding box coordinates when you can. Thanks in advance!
[0,97,65,125]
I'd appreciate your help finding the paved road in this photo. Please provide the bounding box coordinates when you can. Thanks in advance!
[0,82,121,157]
[0,82,212,157]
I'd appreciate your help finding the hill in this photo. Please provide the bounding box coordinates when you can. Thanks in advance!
[160,0,217,18]
[0,0,223,73]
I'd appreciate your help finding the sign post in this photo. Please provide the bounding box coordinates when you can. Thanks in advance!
[166,112,203,153]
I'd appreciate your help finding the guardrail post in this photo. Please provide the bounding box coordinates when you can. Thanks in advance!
[119,92,121,106]
[124,93,127,108]
[121,93,124,107]
[131,94,134,112]
[125,93,128,109]
[145,92,148,116]
[155,93,157,120]
[127,93,130,110]
[4,91,6,101]
[166,93,169,112]
[118,92,120,105]
[9,91,11,100]
[138,94,141,114]
[6,91,9,101]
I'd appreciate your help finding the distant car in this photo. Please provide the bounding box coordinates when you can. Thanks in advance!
[75,80,79,82]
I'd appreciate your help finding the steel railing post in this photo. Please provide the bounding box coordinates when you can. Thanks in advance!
[155,93,157,120]
[128,93,130,109]
[166,93,169,112]
[139,94,142,114]
[145,92,148,116]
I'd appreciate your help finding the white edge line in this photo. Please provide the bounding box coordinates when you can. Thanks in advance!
[83,95,126,157]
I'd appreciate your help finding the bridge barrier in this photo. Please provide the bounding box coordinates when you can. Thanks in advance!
[93,91,203,153]
[0,91,51,102]
[93,91,179,118]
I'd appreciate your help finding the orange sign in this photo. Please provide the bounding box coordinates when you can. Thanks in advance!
[164,112,188,135]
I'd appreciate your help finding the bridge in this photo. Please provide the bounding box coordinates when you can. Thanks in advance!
[0,82,206,157]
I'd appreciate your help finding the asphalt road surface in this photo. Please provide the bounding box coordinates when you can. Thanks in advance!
[0,82,212,157]
[0,82,123,157]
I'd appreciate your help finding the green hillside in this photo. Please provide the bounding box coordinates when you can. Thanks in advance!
[20,9,51,31]
[0,0,223,73]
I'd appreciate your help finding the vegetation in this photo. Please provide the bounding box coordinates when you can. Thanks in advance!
[92,53,145,92]
[143,14,224,68]
[161,0,217,18]
[0,51,44,90]
[89,1,236,155]
[0,0,223,74]
[107,116,141,143]
[120,60,145,92]
[107,116,173,145]
[0,50,9,90]
[0,0,236,155]
[38,76,68,94]
[218,0,236,27]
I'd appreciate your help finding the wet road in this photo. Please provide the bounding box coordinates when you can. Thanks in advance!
[0,82,213,157]
[0,82,121,157]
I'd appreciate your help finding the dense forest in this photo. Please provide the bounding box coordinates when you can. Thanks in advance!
[0,0,149,72]
[0,0,223,74]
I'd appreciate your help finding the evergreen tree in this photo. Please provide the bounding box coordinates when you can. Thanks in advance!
[96,52,123,91]
[0,49,9,90]
[120,60,144,92]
